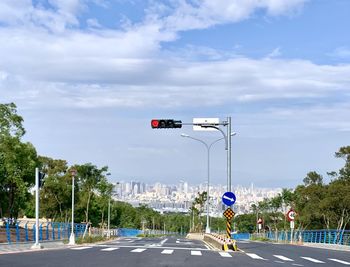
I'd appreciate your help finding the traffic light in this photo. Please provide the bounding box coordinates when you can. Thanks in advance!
[151,119,182,129]
[39,172,46,188]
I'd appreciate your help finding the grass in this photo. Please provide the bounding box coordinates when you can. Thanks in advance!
[250,236,271,242]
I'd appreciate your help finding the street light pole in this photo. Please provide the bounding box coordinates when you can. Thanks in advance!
[107,196,111,239]
[181,134,235,234]
[69,167,77,245]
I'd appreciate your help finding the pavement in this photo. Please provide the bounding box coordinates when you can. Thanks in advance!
[0,240,66,254]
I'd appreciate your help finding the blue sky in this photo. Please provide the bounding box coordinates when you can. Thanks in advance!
[0,0,349,188]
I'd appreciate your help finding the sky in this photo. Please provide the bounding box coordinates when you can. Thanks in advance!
[0,0,349,188]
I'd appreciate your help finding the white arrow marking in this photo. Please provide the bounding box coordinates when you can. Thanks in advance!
[223,195,234,202]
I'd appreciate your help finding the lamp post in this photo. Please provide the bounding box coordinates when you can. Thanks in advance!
[107,182,119,239]
[181,133,236,233]
[69,167,77,245]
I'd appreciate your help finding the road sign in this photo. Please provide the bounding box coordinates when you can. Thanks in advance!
[222,192,236,206]
[223,207,235,221]
[286,209,296,222]
[193,118,219,131]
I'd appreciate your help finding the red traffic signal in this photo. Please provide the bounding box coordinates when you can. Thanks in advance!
[151,119,182,129]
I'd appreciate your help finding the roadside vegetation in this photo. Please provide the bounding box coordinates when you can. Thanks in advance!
[1,102,349,235]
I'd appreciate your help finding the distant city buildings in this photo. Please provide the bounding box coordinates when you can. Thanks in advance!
[111,181,281,217]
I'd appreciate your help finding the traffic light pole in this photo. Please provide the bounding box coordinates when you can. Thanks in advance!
[227,116,232,192]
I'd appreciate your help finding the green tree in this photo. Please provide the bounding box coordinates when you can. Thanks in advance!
[38,156,71,221]
[76,163,109,224]
[303,171,323,186]
[0,103,38,219]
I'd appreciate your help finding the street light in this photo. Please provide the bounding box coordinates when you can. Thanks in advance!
[108,182,120,239]
[69,167,77,245]
[181,132,236,234]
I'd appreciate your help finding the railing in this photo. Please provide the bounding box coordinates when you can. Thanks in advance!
[244,229,350,246]
[0,220,87,244]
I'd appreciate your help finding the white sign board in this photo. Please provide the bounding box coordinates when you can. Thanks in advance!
[193,118,219,131]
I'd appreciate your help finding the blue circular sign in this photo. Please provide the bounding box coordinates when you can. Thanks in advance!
[222,192,236,206]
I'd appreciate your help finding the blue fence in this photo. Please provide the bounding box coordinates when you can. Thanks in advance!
[117,228,142,237]
[232,233,250,240]
[0,220,87,244]
[249,229,350,246]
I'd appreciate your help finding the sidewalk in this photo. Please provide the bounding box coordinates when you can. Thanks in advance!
[301,242,350,252]
[0,241,66,254]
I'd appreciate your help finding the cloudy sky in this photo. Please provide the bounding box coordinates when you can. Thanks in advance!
[1,0,349,188]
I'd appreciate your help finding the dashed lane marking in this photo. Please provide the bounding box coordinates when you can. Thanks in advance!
[328,259,350,265]
[131,248,146,253]
[246,253,266,260]
[301,257,325,263]
[219,252,232,258]
[274,255,294,261]
[70,247,92,250]
[161,249,174,254]
[101,248,119,251]
[191,251,202,256]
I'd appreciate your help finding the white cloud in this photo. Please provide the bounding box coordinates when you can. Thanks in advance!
[266,47,281,58]
[152,0,308,31]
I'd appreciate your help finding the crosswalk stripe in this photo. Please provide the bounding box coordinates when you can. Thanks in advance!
[328,259,350,265]
[219,252,232,258]
[101,247,119,251]
[191,251,202,256]
[301,257,325,263]
[274,255,294,261]
[161,249,174,255]
[131,248,146,253]
[70,246,92,250]
[246,253,265,260]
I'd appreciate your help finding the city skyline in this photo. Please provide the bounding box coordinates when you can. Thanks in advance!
[111,180,282,217]
[0,1,349,188]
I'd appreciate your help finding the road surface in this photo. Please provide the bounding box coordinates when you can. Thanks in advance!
[0,237,349,266]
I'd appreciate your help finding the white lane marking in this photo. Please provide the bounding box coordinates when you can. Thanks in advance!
[101,247,119,251]
[274,261,285,263]
[219,252,232,258]
[191,251,202,256]
[328,259,350,265]
[292,264,304,267]
[160,238,168,245]
[70,246,92,250]
[301,257,325,263]
[246,253,266,260]
[161,249,174,255]
[238,241,250,243]
[205,245,210,250]
[131,248,146,253]
[274,255,294,261]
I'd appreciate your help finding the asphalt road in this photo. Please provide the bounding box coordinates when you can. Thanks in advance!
[0,237,349,267]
